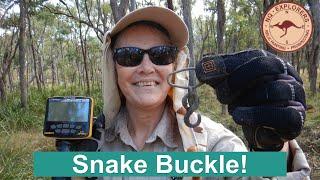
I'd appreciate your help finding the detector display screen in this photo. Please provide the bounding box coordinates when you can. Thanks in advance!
[47,98,90,122]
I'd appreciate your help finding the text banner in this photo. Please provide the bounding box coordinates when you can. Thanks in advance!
[34,152,286,177]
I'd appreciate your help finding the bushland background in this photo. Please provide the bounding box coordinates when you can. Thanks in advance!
[0,0,319,179]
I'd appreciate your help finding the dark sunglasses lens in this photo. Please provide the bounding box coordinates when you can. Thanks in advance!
[149,46,177,65]
[114,47,143,67]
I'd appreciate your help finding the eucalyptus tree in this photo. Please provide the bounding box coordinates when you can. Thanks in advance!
[307,0,320,95]
[0,18,19,101]
[110,0,129,23]
[18,0,28,108]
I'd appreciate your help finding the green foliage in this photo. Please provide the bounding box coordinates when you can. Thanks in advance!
[0,86,103,179]
[0,86,103,134]
[34,5,57,24]
[1,13,20,29]
[101,2,112,15]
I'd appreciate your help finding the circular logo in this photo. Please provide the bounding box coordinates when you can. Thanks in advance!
[261,2,313,52]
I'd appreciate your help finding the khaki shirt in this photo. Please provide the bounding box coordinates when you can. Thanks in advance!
[100,105,247,153]
[101,105,184,152]
[91,105,310,180]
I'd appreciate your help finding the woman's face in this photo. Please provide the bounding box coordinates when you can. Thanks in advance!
[114,24,174,109]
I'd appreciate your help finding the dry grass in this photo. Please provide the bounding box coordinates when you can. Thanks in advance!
[0,130,54,179]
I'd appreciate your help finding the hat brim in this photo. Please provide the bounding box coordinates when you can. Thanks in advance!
[110,6,189,49]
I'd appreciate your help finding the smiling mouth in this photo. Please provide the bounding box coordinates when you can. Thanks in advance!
[133,81,159,87]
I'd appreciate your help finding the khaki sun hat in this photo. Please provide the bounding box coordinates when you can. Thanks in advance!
[110,6,189,49]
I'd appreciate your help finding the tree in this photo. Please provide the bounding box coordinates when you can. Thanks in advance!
[307,0,320,95]
[181,0,198,111]
[262,0,277,54]
[216,0,227,115]
[0,30,18,101]
[129,0,136,11]
[181,0,195,61]
[18,0,28,108]
[75,0,91,94]
[110,0,129,23]
[167,0,173,10]
[194,16,209,60]
[27,13,41,90]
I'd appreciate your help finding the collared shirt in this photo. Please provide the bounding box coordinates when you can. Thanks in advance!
[101,105,184,152]
[97,105,249,180]
[100,103,248,153]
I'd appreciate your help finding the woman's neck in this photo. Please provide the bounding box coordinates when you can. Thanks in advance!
[126,101,166,150]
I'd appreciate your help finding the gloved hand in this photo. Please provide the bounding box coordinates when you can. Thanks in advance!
[195,49,306,151]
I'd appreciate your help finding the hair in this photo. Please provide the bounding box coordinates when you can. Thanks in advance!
[111,21,171,49]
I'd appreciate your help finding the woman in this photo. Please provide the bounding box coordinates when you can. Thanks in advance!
[98,6,310,179]
[101,6,245,153]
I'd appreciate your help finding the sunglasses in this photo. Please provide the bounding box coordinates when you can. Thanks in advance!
[113,46,178,67]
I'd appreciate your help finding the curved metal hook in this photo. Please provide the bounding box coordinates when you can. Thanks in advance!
[167,67,203,128]
[167,67,203,89]
[183,88,201,128]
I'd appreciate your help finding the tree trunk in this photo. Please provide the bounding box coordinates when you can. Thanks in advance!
[195,18,209,60]
[230,0,238,53]
[262,0,277,54]
[307,0,320,95]
[181,0,195,61]
[110,0,129,23]
[39,56,45,88]
[18,0,28,108]
[217,0,226,54]
[0,78,6,102]
[8,67,13,92]
[50,46,57,87]
[38,24,47,88]
[216,0,227,115]
[27,14,41,90]
[97,0,109,33]
[181,0,198,112]
[80,32,90,95]
[129,0,136,11]
[209,16,216,53]
[0,28,18,101]
[76,0,91,95]
[167,0,173,10]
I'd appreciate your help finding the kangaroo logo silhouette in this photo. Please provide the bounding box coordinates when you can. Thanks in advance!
[261,2,313,52]
[272,20,303,38]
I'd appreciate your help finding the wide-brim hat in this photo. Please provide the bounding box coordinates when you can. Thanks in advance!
[110,6,189,49]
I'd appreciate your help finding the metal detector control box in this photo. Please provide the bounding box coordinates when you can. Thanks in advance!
[43,96,94,139]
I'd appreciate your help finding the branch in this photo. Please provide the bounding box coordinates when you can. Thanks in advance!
[2,29,19,77]
[59,0,74,18]
[0,1,18,27]
[43,4,104,40]
[84,0,103,43]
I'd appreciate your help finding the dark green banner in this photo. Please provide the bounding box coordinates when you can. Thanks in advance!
[34,152,286,177]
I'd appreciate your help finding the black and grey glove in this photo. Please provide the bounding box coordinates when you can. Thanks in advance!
[195,49,306,151]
